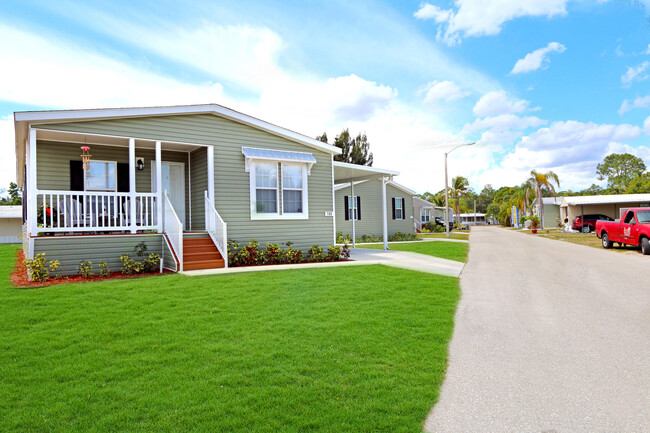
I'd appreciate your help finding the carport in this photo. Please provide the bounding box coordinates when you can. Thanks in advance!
[333,161,399,250]
[560,193,650,227]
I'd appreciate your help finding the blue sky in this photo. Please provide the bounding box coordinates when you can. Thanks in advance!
[1,0,650,193]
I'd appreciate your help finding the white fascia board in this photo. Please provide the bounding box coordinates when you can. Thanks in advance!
[387,180,416,196]
[332,160,399,176]
[14,104,341,156]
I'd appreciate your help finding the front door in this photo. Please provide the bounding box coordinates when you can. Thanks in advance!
[152,161,186,229]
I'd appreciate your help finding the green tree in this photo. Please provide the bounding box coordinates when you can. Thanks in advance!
[448,176,471,226]
[319,129,373,166]
[626,173,650,193]
[0,182,22,205]
[528,170,560,229]
[596,153,646,193]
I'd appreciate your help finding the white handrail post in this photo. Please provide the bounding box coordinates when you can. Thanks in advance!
[382,176,388,250]
[207,146,214,205]
[155,141,163,233]
[204,190,209,231]
[129,138,137,234]
[28,129,38,238]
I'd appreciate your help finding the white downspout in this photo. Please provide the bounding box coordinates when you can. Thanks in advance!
[351,181,356,248]
[28,128,38,239]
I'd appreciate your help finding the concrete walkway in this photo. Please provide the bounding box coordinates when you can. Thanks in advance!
[182,246,465,278]
[425,226,650,433]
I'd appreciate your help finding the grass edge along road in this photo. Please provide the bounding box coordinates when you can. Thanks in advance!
[357,241,469,263]
[0,244,459,433]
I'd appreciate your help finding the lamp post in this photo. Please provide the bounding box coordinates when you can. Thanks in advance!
[445,142,475,238]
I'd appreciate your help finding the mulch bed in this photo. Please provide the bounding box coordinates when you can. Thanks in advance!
[11,250,171,288]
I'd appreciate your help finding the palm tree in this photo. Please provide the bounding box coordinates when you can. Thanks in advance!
[528,170,560,228]
[448,176,471,227]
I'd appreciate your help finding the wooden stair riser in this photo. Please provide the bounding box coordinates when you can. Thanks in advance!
[183,259,225,271]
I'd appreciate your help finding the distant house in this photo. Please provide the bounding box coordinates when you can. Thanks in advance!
[560,194,650,226]
[0,206,22,243]
[532,197,563,228]
[413,196,444,232]
[334,168,415,244]
[458,213,486,226]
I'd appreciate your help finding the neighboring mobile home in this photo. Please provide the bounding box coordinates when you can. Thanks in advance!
[334,169,415,245]
[0,206,22,243]
[14,104,341,275]
[413,196,444,232]
[559,193,650,228]
[532,197,562,228]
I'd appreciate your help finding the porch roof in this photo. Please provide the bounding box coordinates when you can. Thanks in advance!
[14,103,342,185]
[333,161,399,184]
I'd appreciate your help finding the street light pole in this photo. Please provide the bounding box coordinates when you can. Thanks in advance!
[444,142,476,238]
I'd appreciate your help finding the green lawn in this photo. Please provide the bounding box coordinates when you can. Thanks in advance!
[357,241,469,262]
[0,244,459,432]
[416,232,469,241]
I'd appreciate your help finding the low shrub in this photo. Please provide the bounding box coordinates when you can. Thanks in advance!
[391,231,417,241]
[120,254,142,275]
[143,253,161,273]
[227,240,346,267]
[24,253,60,282]
[77,260,94,279]
[98,261,110,277]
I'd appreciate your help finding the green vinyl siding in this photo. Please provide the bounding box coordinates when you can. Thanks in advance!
[33,234,164,276]
[36,114,335,250]
[190,147,208,231]
[335,180,414,238]
[35,140,190,224]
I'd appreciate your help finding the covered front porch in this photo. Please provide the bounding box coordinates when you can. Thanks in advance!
[21,128,227,271]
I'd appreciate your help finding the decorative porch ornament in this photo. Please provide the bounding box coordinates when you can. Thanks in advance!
[80,146,92,170]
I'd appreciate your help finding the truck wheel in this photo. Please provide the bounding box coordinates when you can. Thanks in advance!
[641,238,650,255]
[582,225,591,233]
[602,233,612,249]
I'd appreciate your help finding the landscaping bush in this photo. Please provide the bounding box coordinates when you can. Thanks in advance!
[98,261,110,277]
[120,254,142,275]
[283,242,303,264]
[227,240,346,267]
[390,231,417,241]
[261,243,284,265]
[77,260,94,279]
[307,245,325,262]
[326,245,342,261]
[24,253,60,282]
[143,253,161,273]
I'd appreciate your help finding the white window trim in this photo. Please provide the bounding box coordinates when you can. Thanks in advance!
[249,161,309,220]
[421,208,430,223]
[84,159,117,192]
[281,163,308,217]
[395,197,404,220]
[347,195,358,220]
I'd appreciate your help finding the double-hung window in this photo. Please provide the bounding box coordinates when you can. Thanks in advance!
[345,196,360,220]
[421,208,430,223]
[254,162,279,214]
[85,160,117,191]
[244,147,314,220]
[395,197,404,219]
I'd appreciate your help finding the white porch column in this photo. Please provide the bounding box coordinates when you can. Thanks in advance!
[129,138,137,234]
[155,141,162,233]
[350,181,356,248]
[28,128,38,239]
[207,145,214,203]
[382,176,388,250]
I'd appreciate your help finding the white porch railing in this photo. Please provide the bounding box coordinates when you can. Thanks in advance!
[163,190,183,272]
[205,190,228,268]
[36,190,157,232]
[414,219,422,232]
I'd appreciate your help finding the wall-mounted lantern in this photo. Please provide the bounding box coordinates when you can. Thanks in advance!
[136,157,145,170]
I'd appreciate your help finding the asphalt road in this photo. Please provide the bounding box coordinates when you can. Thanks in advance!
[425,226,650,433]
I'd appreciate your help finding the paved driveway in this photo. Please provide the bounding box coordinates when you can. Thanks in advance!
[425,226,649,433]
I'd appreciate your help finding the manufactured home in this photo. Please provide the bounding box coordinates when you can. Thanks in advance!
[14,104,341,275]
[334,169,415,245]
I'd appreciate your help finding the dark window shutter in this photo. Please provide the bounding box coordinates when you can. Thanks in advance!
[402,198,406,219]
[70,160,84,191]
[392,197,396,220]
[117,163,130,192]
[356,196,361,220]
[344,195,349,221]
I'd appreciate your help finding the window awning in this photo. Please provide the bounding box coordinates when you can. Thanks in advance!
[242,147,317,173]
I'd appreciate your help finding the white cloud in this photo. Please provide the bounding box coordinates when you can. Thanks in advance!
[414,0,568,45]
[510,42,566,74]
[463,114,546,133]
[643,44,650,55]
[644,116,650,135]
[618,95,650,115]
[0,116,16,189]
[621,61,650,85]
[421,80,470,103]
[473,90,530,117]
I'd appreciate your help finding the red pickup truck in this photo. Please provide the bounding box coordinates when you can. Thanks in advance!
[595,208,650,254]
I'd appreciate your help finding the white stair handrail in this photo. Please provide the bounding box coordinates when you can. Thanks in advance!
[205,191,228,268]
[163,190,183,272]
